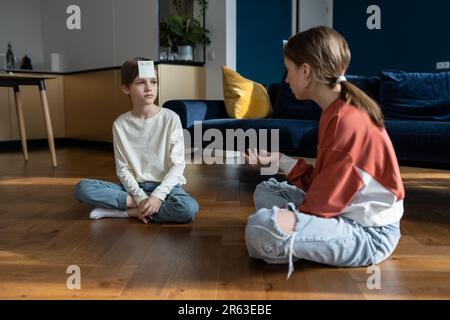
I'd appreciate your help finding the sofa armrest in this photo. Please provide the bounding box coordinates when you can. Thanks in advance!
[163,100,229,128]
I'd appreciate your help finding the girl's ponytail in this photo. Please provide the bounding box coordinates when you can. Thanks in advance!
[340,81,385,128]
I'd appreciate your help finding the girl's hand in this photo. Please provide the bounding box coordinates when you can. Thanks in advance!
[244,148,282,167]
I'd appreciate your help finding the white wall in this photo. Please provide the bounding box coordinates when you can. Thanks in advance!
[205,0,236,100]
[298,0,333,31]
[40,0,114,72]
[39,0,159,72]
[112,0,160,66]
[0,0,44,70]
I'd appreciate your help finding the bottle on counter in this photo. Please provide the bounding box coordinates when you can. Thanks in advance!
[6,43,15,69]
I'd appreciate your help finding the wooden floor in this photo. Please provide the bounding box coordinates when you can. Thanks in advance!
[0,147,449,300]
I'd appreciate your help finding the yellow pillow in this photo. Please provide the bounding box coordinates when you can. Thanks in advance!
[222,66,272,119]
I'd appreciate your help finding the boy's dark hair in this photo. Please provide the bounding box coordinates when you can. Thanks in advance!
[121,57,155,88]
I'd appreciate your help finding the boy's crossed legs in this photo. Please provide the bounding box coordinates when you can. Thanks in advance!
[75,179,199,223]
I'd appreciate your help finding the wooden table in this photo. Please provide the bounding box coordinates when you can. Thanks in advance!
[0,73,57,167]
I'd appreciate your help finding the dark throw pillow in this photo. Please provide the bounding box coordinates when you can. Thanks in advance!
[379,70,450,121]
[271,81,322,120]
[346,74,381,100]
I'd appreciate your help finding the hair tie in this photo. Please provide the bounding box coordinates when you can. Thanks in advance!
[336,75,347,84]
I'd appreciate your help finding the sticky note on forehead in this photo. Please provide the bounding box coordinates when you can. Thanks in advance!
[138,61,156,78]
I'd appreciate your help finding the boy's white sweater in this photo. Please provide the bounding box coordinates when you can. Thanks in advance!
[112,108,186,204]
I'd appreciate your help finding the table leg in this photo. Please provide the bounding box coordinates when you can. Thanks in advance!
[13,87,29,161]
[38,83,57,168]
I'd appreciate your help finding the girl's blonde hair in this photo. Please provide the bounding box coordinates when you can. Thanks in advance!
[284,26,384,127]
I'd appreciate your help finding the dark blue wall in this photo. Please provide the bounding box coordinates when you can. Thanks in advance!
[236,0,291,86]
[334,0,450,75]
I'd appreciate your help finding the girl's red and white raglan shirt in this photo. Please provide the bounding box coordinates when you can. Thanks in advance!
[279,98,405,227]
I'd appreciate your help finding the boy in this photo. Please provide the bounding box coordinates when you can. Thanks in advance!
[75,57,199,224]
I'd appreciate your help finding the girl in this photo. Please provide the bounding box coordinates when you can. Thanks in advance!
[245,27,404,278]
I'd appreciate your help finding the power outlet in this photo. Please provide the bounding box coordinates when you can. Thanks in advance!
[436,61,450,70]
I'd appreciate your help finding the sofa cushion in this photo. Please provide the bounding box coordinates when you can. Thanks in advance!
[385,119,450,163]
[267,82,281,108]
[346,74,381,100]
[379,70,450,121]
[163,100,229,128]
[222,66,272,119]
[271,81,322,120]
[187,118,319,156]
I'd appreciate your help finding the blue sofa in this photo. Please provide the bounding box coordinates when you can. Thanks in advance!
[164,70,450,165]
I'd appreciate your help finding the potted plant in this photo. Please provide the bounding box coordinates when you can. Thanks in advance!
[159,0,211,61]
[159,20,173,60]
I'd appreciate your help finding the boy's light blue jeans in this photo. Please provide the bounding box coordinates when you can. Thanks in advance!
[246,178,401,278]
[75,179,199,223]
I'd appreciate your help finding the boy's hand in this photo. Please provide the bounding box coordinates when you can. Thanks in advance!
[138,196,163,223]
[244,148,282,167]
[137,211,150,224]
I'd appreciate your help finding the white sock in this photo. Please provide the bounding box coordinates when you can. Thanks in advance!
[89,208,129,220]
